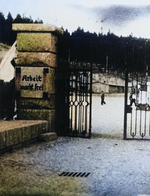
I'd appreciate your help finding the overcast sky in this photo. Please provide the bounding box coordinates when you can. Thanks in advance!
[1,0,150,38]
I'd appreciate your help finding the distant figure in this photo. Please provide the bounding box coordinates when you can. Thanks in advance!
[101,91,106,105]
[129,93,136,106]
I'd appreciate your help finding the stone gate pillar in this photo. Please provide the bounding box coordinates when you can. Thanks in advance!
[12,24,63,131]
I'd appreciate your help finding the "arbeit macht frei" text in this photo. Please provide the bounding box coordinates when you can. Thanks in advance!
[20,75,43,91]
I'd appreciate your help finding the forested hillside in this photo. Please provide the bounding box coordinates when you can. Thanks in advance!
[0,11,150,72]
[58,28,150,72]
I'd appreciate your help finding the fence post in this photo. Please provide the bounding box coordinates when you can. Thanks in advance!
[0,80,6,119]
[5,79,15,120]
[0,80,3,119]
[124,69,128,139]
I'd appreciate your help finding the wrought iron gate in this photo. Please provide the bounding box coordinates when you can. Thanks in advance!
[56,62,92,138]
[124,69,150,139]
[68,62,92,138]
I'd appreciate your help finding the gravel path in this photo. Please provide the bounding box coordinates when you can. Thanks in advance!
[1,137,150,196]
[1,95,150,196]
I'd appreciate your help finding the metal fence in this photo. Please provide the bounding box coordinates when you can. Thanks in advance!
[0,79,15,120]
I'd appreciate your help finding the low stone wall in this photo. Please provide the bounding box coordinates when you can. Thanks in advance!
[92,83,109,93]
[0,120,49,154]
[92,73,125,93]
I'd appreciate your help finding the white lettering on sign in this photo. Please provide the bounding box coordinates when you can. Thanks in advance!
[20,75,43,91]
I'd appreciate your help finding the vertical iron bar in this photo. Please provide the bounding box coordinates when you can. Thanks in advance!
[130,74,133,137]
[130,109,133,137]
[140,77,142,103]
[70,72,73,132]
[144,110,146,138]
[82,73,85,134]
[139,76,142,138]
[78,74,81,133]
[75,73,78,134]
[124,69,128,139]
[79,73,83,134]
[85,72,88,133]
[135,109,137,137]
[89,63,92,138]
[82,72,85,134]
[140,110,142,138]
[149,110,150,136]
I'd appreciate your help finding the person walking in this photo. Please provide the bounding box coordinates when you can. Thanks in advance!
[101,91,106,105]
[129,93,136,106]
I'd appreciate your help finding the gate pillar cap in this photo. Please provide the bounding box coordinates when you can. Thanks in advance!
[12,24,64,35]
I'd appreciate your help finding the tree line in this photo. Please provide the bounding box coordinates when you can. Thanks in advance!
[0,12,43,45]
[58,28,150,72]
[0,12,149,72]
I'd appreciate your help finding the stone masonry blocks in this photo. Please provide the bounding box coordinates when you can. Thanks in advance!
[23,126,32,142]
[5,128,22,147]
[17,109,55,131]
[0,120,49,151]
[16,52,57,67]
[39,132,57,142]
[0,131,6,150]
[12,24,62,133]
[17,96,55,109]
[12,23,63,34]
[17,33,57,53]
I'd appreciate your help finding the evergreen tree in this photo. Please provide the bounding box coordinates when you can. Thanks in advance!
[0,13,5,43]
[5,12,14,45]
[13,14,22,23]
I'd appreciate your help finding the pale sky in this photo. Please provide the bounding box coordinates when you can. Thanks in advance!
[1,0,150,38]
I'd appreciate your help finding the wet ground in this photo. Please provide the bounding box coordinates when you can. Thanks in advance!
[1,95,150,196]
